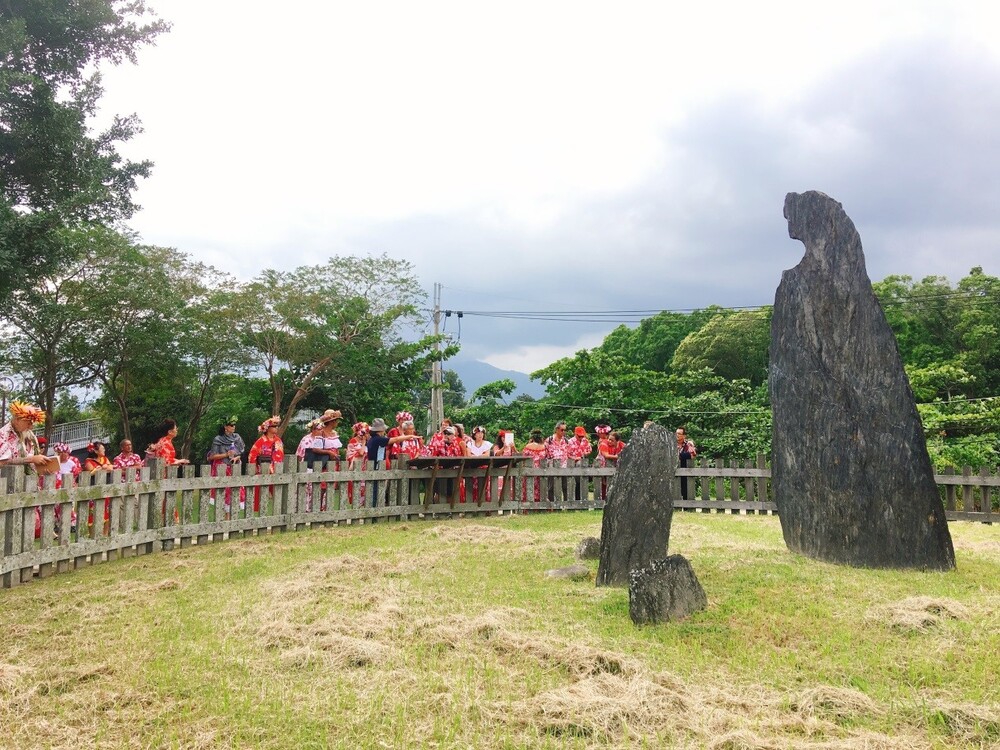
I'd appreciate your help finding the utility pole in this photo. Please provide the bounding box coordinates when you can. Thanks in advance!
[429,283,444,435]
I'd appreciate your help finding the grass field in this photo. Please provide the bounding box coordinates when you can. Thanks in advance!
[1,511,998,749]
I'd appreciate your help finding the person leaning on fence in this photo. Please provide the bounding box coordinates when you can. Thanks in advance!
[112,438,144,481]
[294,418,322,512]
[427,425,464,501]
[346,421,369,505]
[0,401,49,470]
[84,441,114,534]
[312,410,343,510]
[207,418,247,515]
[248,416,284,514]
[385,410,412,467]
[390,419,423,463]
[365,418,408,508]
[1,402,51,539]
[522,429,547,504]
[676,426,697,500]
[54,442,82,483]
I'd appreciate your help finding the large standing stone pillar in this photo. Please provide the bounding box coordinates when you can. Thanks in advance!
[597,424,677,586]
[770,191,955,570]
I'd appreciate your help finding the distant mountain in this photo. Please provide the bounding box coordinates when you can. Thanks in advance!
[446,357,546,401]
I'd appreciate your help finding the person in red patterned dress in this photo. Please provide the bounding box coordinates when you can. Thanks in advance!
[594,425,625,499]
[51,441,80,533]
[0,401,48,469]
[385,410,412,468]
[491,430,516,501]
[390,419,423,463]
[522,429,547,504]
[427,425,464,501]
[248,416,285,514]
[112,439,145,481]
[346,421,368,505]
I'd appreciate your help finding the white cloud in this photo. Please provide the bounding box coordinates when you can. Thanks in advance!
[481,331,611,373]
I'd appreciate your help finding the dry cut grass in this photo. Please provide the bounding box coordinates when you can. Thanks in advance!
[0,512,998,749]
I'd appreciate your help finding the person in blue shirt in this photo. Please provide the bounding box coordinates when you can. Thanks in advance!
[366,418,408,508]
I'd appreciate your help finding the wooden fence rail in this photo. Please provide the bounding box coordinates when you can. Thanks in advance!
[1,455,995,588]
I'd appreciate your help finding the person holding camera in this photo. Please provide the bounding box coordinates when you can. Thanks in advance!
[676,426,697,500]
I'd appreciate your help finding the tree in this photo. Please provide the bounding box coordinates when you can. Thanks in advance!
[0,224,138,436]
[0,1,167,302]
[670,308,772,385]
[242,253,440,434]
[600,308,717,373]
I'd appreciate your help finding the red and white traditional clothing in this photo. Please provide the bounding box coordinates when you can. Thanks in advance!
[543,434,570,468]
[113,450,144,481]
[248,427,284,514]
[522,442,547,502]
[567,436,592,463]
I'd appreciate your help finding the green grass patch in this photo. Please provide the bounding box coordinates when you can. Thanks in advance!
[1,512,998,748]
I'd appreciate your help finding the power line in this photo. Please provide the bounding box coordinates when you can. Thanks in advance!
[422,288,996,324]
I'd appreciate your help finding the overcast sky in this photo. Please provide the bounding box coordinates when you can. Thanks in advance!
[98,1,1000,373]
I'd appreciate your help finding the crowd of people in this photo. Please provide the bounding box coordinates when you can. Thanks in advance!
[1,400,700,507]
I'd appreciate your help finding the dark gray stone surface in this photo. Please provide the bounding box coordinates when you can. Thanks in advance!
[770,191,955,570]
[596,424,677,586]
[575,537,601,560]
[628,555,707,624]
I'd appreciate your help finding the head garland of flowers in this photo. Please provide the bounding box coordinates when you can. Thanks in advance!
[352,421,369,435]
[258,416,281,434]
[595,424,612,437]
[9,401,45,425]
[54,442,70,454]
[86,442,102,453]
[307,418,323,431]
[395,410,413,423]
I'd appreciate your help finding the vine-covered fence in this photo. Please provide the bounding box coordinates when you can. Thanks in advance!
[1,455,995,588]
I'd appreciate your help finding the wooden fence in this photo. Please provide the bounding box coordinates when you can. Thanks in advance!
[1,455,995,588]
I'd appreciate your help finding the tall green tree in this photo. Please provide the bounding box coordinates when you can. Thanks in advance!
[600,308,717,373]
[670,308,772,385]
[0,0,167,302]
[242,253,440,434]
[0,224,138,435]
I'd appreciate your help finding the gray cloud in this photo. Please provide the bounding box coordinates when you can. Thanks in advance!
[339,38,1000,369]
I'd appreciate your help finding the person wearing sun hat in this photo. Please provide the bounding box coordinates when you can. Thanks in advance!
[0,401,50,469]
[365,418,409,509]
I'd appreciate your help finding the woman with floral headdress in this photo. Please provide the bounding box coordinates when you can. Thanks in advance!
[521,429,548,505]
[346,421,368,505]
[390,419,423,464]
[594,425,624,500]
[1,402,51,539]
[0,401,49,470]
[248,416,284,514]
[385,410,412,468]
[295,418,323,512]
[84,441,114,534]
[54,442,82,482]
